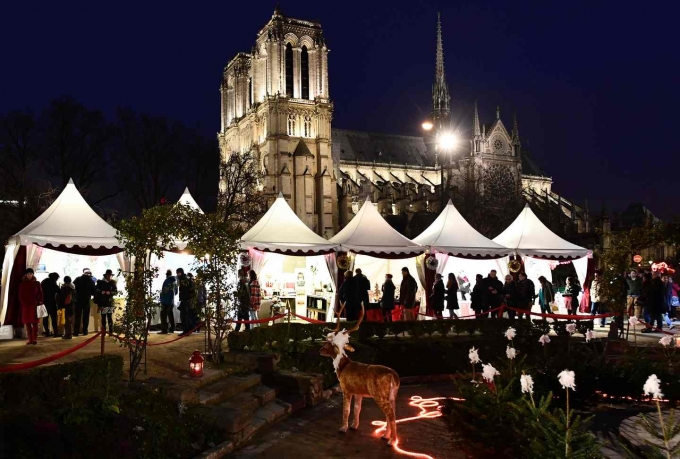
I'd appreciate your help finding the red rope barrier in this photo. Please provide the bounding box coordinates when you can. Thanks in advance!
[638,320,678,336]
[0,332,103,373]
[293,313,326,324]
[505,306,616,321]
[227,313,286,325]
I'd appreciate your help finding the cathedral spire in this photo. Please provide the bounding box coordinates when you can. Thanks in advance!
[473,101,481,138]
[512,113,520,145]
[432,12,451,127]
[496,106,500,120]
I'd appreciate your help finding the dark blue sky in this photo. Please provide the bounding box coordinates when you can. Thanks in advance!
[2,1,678,217]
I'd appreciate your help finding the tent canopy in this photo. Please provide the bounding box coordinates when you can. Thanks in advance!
[240,193,338,255]
[11,179,121,251]
[330,199,424,257]
[413,200,511,258]
[177,187,204,214]
[492,204,589,260]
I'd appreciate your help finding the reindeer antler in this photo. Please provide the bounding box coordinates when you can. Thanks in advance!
[346,302,365,333]
[334,301,346,332]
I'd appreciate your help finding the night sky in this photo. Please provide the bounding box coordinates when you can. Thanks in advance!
[2,1,678,217]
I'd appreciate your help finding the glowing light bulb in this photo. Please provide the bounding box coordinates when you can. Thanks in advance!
[438,132,458,151]
[422,121,434,131]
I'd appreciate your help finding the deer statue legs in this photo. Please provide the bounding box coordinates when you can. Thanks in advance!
[340,394,352,433]
[351,395,363,430]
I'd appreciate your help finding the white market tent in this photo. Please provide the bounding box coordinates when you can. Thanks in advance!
[177,187,204,214]
[493,204,589,260]
[330,199,424,257]
[1,179,124,333]
[240,193,338,255]
[493,204,590,315]
[413,200,511,258]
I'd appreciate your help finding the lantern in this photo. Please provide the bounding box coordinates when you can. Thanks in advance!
[189,350,204,378]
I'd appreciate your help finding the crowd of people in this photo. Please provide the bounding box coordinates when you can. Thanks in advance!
[18,267,118,344]
[623,269,678,332]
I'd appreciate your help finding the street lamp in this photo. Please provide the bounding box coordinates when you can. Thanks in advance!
[423,119,459,208]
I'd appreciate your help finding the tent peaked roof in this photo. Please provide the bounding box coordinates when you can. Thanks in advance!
[177,187,204,214]
[492,204,589,259]
[13,178,121,250]
[413,200,511,258]
[330,199,423,257]
[240,193,337,254]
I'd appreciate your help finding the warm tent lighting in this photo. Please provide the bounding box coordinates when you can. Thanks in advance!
[421,121,434,131]
[189,350,204,378]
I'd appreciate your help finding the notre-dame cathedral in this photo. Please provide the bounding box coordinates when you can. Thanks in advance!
[218,7,589,238]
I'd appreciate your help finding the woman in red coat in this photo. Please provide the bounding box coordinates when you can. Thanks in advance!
[19,268,44,345]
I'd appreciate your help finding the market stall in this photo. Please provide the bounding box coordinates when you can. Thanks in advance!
[0,179,125,338]
[329,199,425,321]
[240,193,338,323]
[413,200,513,318]
[493,204,590,314]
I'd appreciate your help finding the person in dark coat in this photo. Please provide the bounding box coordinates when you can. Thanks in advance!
[429,273,446,319]
[562,277,581,316]
[73,268,96,336]
[41,272,60,337]
[484,270,504,318]
[471,274,486,317]
[643,273,666,332]
[339,270,360,321]
[96,269,118,334]
[176,268,195,334]
[159,269,177,334]
[58,276,76,339]
[399,267,418,321]
[446,273,459,318]
[517,273,535,319]
[381,274,396,322]
[538,276,555,315]
[355,268,371,310]
[19,268,43,345]
[503,274,518,319]
[234,276,251,332]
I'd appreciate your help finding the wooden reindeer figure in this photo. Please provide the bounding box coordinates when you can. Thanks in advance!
[320,302,400,445]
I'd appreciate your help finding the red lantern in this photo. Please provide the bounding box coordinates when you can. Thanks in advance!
[189,350,204,378]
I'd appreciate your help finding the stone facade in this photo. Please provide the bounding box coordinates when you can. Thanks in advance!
[219,8,587,236]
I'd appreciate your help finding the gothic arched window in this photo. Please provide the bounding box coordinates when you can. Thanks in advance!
[248,77,252,108]
[301,46,310,100]
[285,43,294,97]
[303,115,312,137]
[287,114,296,136]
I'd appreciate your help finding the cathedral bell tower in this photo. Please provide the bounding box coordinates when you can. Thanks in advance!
[218,7,336,236]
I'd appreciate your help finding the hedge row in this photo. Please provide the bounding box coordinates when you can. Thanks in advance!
[227,318,595,352]
[0,355,124,410]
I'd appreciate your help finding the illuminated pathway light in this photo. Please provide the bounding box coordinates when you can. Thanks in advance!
[370,395,464,459]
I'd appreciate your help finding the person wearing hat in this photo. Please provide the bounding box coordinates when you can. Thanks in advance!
[73,268,96,335]
[96,269,118,334]
[18,268,43,345]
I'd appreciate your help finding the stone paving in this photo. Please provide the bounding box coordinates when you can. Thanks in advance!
[232,383,465,459]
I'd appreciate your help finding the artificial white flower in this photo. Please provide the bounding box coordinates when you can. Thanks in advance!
[506,346,517,360]
[63,375,71,381]
[643,374,664,399]
[659,336,672,347]
[134,426,144,432]
[177,402,187,417]
[469,346,481,364]
[585,329,595,342]
[566,323,577,335]
[557,369,576,391]
[520,374,534,394]
[481,363,500,383]
[504,327,516,341]
[629,316,639,327]
[539,334,551,346]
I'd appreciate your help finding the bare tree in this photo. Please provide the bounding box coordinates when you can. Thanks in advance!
[218,151,267,229]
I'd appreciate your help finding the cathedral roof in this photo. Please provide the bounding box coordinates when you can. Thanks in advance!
[521,151,547,177]
[332,129,435,167]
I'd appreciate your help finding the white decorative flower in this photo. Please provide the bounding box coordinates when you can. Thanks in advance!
[481,364,500,383]
[520,374,534,394]
[468,346,481,364]
[629,316,639,327]
[134,426,145,432]
[659,336,672,347]
[243,345,249,350]
[557,369,576,391]
[585,330,595,342]
[63,375,71,381]
[177,402,187,417]
[539,334,551,346]
[565,324,577,335]
[643,374,664,399]
[504,327,516,341]
[506,346,517,360]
